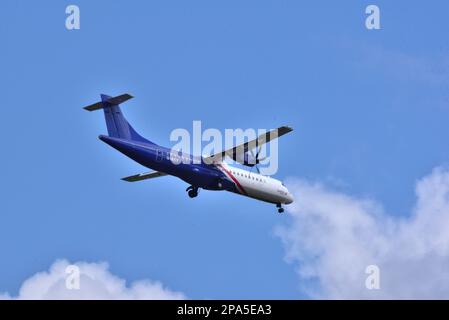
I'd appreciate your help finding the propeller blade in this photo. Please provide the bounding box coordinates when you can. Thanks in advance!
[250,148,255,157]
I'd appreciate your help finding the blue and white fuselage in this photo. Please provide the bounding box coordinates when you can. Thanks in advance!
[85,94,293,212]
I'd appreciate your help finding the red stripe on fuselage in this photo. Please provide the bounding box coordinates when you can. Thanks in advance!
[218,164,247,195]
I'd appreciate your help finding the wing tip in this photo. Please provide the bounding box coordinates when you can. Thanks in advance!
[278,125,294,134]
[121,175,139,182]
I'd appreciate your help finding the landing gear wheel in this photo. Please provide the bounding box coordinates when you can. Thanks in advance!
[186,186,198,198]
[188,189,198,198]
[276,203,284,214]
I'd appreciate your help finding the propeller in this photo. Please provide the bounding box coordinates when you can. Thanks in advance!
[249,145,266,174]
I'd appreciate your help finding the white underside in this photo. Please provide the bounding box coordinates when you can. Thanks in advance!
[219,163,293,205]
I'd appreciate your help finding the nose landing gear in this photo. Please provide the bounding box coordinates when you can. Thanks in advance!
[276,203,284,214]
[186,186,199,198]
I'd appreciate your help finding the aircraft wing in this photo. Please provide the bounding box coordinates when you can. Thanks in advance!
[122,171,168,182]
[204,125,293,165]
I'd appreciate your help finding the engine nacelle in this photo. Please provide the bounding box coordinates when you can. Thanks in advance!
[235,151,258,167]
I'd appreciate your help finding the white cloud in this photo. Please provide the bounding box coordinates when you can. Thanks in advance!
[276,166,449,299]
[0,259,185,300]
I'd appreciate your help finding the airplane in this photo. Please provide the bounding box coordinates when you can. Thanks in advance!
[84,93,294,213]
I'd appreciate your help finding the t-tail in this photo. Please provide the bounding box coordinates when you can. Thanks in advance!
[83,93,155,145]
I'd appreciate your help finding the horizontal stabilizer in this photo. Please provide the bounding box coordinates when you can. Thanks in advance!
[122,171,167,182]
[83,94,134,111]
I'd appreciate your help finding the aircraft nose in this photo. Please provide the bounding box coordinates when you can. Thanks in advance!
[285,192,294,204]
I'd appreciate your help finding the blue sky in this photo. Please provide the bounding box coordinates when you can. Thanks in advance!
[1,1,449,299]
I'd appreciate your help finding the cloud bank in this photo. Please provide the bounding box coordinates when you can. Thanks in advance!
[0,259,185,300]
[276,166,449,299]
[4,167,449,300]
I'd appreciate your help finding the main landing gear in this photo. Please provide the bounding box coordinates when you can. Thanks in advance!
[186,186,199,198]
[276,203,284,214]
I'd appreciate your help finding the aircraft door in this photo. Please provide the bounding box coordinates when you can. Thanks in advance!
[156,149,163,162]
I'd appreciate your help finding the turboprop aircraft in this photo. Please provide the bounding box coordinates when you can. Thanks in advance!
[84,94,294,213]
